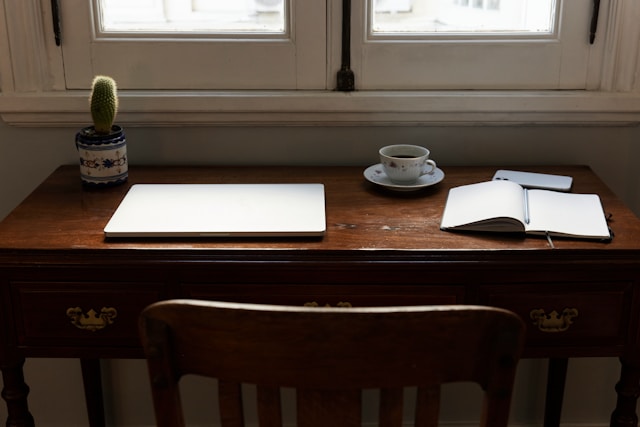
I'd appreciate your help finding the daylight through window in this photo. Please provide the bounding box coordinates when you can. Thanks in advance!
[371,0,555,35]
[99,0,286,33]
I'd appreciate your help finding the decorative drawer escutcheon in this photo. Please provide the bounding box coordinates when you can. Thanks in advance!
[66,307,118,332]
[530,308,579,332]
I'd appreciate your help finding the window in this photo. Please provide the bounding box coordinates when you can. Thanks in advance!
[61,0,325,89]
[0,0,639,126]
[359,0,594,89]
[60,0,598,90]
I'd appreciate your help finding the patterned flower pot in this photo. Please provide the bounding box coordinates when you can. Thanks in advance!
[76,125,128,187]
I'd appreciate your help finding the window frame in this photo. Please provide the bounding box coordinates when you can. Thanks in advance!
[59,0,328,91]
[358,0,596,90]
[1,0,639,127]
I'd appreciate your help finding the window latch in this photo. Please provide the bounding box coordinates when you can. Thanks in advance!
[337,0,355,91]
[590,0,600,44]
[51,0,61,46]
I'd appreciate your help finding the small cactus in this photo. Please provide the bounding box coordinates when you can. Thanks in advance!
[90,75,119,135]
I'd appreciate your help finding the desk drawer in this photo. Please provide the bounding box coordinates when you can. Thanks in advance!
[11,281,165,348]
[478,282,633,350]
[182,283,464,307]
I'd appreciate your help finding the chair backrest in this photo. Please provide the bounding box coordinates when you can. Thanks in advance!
[139,300,525,427]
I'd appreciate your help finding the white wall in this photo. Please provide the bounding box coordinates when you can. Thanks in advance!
[1,119,639,426]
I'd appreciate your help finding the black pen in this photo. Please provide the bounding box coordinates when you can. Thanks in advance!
[524,188,530,225]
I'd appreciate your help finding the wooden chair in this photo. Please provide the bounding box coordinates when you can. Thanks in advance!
[139,300,525,427]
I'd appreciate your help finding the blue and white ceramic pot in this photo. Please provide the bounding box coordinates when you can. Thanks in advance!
[75,125,128,187]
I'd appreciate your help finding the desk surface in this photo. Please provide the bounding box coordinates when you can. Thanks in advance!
[0,165,639,255]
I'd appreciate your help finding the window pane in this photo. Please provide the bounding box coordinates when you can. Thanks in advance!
[99,0,286,33]
[372,0,555,35]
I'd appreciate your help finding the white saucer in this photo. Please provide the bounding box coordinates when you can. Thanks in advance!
[364,164,445,192]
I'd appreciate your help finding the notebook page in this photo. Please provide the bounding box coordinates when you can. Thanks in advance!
[525,190,610,238]
[440,180,526,230]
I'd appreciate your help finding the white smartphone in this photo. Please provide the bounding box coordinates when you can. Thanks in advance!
[492,170,573,192]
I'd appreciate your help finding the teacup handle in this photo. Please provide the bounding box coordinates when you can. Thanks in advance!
[421,159,437,175]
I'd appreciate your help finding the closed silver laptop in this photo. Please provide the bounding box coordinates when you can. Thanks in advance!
[104,183,326,238]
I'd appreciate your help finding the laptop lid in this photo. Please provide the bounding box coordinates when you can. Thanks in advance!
[104,183,326,238]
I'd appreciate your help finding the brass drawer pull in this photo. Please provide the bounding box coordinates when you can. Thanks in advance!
[530,308,579,332]
[304,301,353,308]
[66,307,118,332]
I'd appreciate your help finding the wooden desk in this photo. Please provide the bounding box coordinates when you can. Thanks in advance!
[1,165,640,427]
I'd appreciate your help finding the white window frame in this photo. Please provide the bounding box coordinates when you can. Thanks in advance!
[0,0,639,127]
[357,1,597,90]
[60,0,327,91]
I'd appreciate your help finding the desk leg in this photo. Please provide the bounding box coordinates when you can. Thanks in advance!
[544,358,568,427]
[0,357,34,427]
[80,359,106,427]
[610,357,640,427]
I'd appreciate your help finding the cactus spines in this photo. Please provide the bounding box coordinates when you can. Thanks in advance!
[90,75,119,135]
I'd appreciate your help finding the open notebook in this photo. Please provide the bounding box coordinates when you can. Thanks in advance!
[440,180,611,241]
[104,183,326,238]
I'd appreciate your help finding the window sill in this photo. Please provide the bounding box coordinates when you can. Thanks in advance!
[1,90,640,127]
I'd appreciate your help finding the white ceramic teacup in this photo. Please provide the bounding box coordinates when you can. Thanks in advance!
[379,144,437,184]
